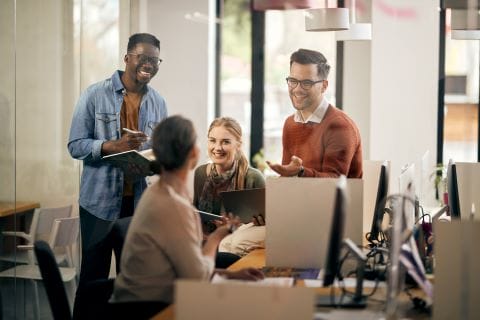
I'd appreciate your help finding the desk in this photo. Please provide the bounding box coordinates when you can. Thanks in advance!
[0,201,40,255]
[0,201,40,218]
[152,249,429,320]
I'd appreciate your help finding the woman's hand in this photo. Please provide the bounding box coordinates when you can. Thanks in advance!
[222,268,264,281]
[210,213,241,240]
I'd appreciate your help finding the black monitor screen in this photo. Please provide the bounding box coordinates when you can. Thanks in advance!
[447,161,461,219]
[367,163,389,244]
[323,177,347,287]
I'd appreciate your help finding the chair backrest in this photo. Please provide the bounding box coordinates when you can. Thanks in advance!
[34,240,72,320]
[48,216,80,267]
[33,205,73,240]
[49,216,79,248]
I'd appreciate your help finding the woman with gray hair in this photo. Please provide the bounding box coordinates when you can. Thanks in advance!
[111,115,263,317]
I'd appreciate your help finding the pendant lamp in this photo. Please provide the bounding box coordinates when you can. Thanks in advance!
[305,0,349,32]
[336,0,371,41]
[253,0,314,11]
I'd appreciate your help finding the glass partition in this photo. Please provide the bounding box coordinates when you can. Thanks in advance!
[0,0,123,318]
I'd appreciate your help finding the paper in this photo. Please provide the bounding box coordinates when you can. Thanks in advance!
[211,274,295,287]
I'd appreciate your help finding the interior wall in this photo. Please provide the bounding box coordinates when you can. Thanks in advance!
[137,0,214,165]
[370,0,439,194]
[343,40,371,160]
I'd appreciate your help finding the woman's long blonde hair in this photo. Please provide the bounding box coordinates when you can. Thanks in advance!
[208,117,249,189]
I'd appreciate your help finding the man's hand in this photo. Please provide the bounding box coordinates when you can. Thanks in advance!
[266,155,303,177]
[101,131,148,156]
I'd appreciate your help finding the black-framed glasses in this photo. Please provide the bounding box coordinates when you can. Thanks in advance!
[128,53,162,66]
[286,77,324,90]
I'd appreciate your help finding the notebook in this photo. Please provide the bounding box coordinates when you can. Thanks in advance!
[220,188,265,224]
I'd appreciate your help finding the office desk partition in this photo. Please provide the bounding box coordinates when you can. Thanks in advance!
[152,249,430,320]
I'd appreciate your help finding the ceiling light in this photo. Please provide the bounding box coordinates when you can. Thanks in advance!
[336,0,371,41]
[305,1,349,32]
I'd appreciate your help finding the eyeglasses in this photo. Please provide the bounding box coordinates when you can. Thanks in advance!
[286,77,324,90]
[128,53,162,66]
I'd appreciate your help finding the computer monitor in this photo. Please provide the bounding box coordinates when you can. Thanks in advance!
[322,176,347,287]
[319,176,367,308]
[398,163,416,228]
[367,162,389,244]
[447,160,461,219]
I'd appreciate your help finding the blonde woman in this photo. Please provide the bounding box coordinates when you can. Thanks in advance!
[193,117,266,257]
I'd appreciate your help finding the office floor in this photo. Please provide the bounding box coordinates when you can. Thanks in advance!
[0,277,53,320]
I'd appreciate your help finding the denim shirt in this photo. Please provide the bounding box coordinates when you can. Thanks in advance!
[68,70,168,220]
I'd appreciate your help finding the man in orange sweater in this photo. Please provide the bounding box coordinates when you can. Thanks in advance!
[267,48,362,178]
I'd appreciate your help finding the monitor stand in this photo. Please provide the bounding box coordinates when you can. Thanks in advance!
[316,238,368,309]
[316,294,367,308]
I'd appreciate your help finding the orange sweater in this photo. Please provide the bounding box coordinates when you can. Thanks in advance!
[282,105,362,178]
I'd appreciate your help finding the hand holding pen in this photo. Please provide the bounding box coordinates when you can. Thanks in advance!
[121,127,148,150]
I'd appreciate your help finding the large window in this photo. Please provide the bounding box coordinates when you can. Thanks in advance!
[443,9,479,163]
[220,2,337,169]
[220,0,252,156]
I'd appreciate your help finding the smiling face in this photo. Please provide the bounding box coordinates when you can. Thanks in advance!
[288,62,327,115]
[207,125,241,173]
[124,42,160,86]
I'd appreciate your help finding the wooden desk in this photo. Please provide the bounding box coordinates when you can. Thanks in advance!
[0,201,40,218]
[152,249,429,320]
[0,201,40,255]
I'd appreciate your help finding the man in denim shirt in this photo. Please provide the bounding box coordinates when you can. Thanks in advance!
[68,33,167,317]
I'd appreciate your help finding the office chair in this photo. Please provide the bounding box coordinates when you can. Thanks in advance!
[0,205,73,266]
[0,217,79,319]
[34,240,72,320]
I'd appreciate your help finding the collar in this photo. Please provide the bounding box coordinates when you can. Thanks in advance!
[112,70,149,95]
[293,97,329,123]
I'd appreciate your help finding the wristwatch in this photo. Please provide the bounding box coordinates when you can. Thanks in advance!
[297,166,305,177]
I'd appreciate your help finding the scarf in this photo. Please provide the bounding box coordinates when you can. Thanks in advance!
[197,161,238,214]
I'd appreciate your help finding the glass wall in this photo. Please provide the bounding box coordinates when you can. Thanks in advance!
[0,0,124,318]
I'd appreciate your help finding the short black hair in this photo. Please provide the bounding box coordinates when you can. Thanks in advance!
[151,115,197,172]
[290,48,330,79]
[127,33,160,52]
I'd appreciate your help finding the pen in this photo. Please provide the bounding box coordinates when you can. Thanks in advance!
[122,127,142,134]
[122,128,150,140]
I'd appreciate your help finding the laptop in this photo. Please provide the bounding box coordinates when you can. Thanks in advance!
[220,188,265,224]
